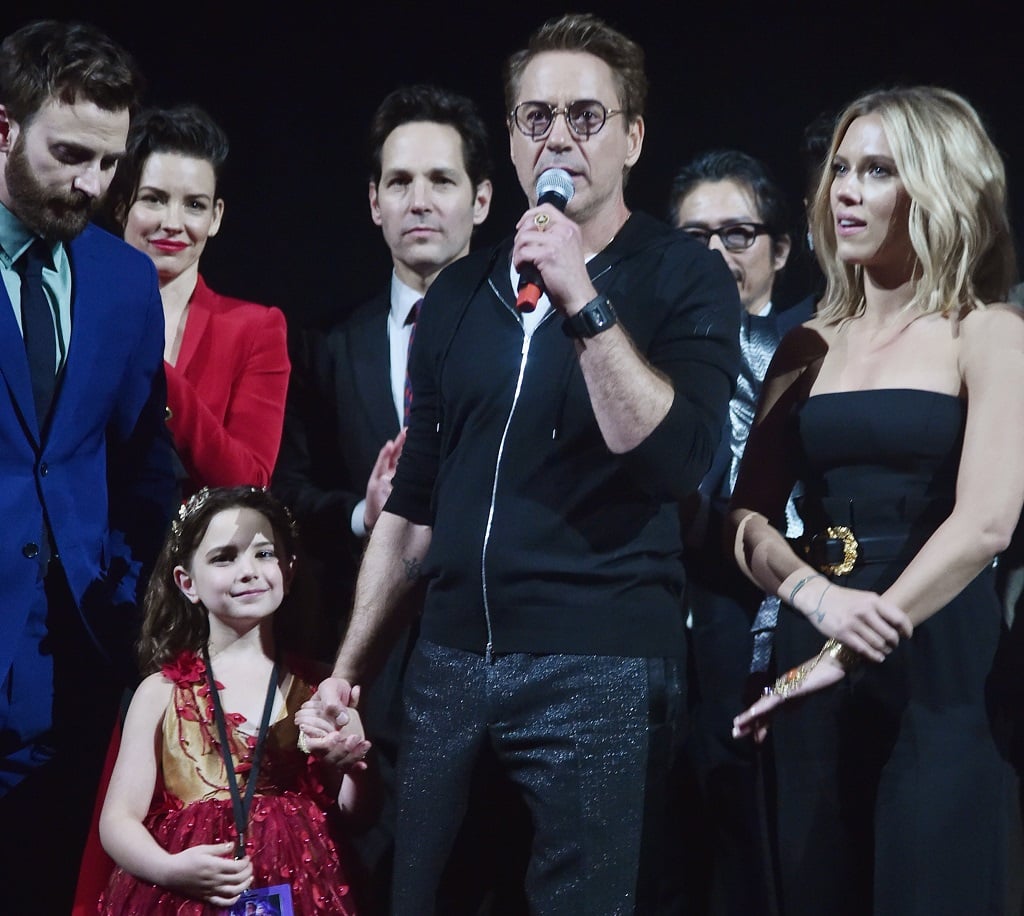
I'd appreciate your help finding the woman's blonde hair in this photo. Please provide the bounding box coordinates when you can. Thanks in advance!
[810,86,1016,323]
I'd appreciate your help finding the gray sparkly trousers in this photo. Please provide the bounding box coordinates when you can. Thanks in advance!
[391,640,685,915]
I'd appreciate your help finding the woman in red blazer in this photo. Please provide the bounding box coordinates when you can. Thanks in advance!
[73,105,294,915]
[111,105,289,494]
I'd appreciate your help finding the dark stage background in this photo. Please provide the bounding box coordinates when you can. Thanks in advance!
[9,2,1022,327]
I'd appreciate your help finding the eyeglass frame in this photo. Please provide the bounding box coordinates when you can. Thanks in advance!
[508,99,625,140]
[681,222,773,252]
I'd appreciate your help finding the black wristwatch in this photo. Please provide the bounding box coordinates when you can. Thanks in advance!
[562,295,618,339]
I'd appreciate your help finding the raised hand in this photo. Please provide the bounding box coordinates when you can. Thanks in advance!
[364,428,407,532]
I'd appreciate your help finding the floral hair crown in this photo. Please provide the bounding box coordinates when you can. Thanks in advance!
[170,486,298,542]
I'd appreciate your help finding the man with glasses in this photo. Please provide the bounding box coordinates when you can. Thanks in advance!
[670,149,813,915]
[312,14,739,912]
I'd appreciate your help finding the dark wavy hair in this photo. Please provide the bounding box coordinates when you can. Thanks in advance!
[368,83,491,189]
[137,486,308,675]
[0,19,143,123]
[104,104,229,229]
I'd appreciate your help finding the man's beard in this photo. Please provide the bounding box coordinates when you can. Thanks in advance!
[5,137,100,241]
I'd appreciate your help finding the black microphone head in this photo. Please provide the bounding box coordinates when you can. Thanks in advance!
[535,168,575,210]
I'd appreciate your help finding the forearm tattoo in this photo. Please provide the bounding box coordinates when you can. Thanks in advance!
[804,582,832,624]
[402,555,422,582]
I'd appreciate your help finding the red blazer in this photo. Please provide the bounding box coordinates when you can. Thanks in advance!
[166,275,290,492]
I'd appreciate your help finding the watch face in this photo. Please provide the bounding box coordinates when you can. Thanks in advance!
[589,304,611,330]
[563,296,616,338]
[584,297,614,334]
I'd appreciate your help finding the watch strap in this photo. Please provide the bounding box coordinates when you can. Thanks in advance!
[562,295,618,338]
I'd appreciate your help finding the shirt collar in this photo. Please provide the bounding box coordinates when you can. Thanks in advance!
[0,201,60,269]
[389,271,425,324]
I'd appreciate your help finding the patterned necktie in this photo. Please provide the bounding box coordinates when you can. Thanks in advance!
[17,239,57,426]
[403,298,423,427]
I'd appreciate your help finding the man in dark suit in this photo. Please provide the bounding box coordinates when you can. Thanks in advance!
[274,84,492,625]
[273,83,494,913]
[669,149,813,916]
[0,19,176,912]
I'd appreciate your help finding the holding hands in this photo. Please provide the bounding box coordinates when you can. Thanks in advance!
[296,678,372,772]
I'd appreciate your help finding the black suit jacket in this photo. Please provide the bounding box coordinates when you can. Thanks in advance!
[274,291,399,574]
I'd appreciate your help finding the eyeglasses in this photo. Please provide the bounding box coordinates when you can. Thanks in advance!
[509,99,623,140]
[682,223,771,251]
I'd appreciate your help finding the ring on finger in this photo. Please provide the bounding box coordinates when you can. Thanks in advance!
[534,212,550,229]
[297,730,311,755]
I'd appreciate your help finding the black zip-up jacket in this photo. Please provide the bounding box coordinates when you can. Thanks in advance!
[387,212,741,657]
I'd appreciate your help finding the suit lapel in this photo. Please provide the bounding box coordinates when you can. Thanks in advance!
[47,231,106,444]
[350,293,402,439]
[175,275,210,374]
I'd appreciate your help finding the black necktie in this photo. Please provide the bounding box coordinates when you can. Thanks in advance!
[17,239,57,426]
[403,299,422,427]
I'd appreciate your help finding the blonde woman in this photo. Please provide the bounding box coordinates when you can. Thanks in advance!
[729,86,1022,915]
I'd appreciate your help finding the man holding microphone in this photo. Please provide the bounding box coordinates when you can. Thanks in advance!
[312,13,740,913]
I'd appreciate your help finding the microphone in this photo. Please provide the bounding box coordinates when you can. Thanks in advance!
[516,168,575,312]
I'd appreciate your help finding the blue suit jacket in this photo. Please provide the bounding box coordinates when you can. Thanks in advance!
[0,223,176,686]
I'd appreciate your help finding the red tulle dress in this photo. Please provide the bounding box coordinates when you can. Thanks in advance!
[97,652,359,914]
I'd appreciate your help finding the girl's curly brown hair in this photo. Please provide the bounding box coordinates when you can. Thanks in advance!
[137,486,314,675]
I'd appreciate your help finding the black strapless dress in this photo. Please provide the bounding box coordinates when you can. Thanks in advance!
[771,389,1016,916]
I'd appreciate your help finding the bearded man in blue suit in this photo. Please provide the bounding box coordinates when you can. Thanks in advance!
[0,20,176,911]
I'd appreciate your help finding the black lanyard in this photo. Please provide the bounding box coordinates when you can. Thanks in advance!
[202,646,281,858]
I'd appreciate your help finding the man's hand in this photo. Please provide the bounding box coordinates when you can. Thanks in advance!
[296,691,371,772]
[364,428,407,532]
[513,204,596,315]
[296,678,372,771]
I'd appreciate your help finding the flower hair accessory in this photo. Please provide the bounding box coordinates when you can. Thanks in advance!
[170,486,299,542]
[171,487,215,540]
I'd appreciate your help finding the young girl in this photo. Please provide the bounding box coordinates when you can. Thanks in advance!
[97,486,371,914]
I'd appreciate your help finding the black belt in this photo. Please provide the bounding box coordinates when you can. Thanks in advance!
[788,526,908,577]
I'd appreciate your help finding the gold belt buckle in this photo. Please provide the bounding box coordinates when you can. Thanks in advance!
[822,525,859,576]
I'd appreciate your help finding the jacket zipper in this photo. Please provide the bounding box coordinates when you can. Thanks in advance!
[480,285,551,661]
